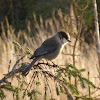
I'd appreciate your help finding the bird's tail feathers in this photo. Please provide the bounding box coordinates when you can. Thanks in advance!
[30,55,35,59]
[22,56,40,75]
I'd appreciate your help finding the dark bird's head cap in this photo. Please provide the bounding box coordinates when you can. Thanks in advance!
[57,31,71,42]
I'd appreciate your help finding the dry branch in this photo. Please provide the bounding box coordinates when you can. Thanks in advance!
[0,56,74,100]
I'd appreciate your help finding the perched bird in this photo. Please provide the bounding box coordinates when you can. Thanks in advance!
[22,31,71,75]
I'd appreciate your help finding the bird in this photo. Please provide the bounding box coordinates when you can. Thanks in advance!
[22,31,71,75]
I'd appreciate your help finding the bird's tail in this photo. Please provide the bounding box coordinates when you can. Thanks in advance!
[22,56,40,75]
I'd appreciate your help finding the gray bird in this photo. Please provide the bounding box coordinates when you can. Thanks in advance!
[22,31,71,75]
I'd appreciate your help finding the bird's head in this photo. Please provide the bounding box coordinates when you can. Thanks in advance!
[57,31,71,45]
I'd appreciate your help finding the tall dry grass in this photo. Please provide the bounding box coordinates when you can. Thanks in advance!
[0,8,99,99]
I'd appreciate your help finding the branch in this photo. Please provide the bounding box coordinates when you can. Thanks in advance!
[59,80,75,100]
[0,55,74,100]
[37,66,75,100]
[0,55,27,84]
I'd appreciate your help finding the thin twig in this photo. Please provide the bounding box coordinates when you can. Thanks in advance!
[12,55,25,70]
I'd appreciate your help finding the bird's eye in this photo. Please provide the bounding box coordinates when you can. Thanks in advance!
[60,36,62,39]
[59,34,62,39]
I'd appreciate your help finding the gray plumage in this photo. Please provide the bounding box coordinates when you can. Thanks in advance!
[34,36,62,60]
[22,31,71,75]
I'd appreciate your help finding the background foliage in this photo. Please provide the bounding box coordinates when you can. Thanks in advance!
[0,0,100,33]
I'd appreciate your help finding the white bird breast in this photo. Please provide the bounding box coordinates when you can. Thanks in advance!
[60,38,68,52]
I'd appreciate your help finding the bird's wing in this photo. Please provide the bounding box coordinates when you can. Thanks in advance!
[22,56,40,75]
[33,38,59,57]
[30,46,57,59]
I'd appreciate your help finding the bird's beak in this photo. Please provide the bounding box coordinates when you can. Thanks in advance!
[68,40,71,42]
